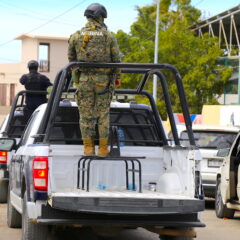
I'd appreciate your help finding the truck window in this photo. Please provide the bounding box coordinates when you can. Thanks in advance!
[48,106,161,146]
[21,111,39,146]
[0,117,7,133]
[180,130,238,149]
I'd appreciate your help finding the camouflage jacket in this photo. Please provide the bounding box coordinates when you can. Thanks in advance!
[68,19,121,76]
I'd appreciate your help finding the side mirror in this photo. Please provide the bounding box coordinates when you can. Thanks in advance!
[216,148,230,157]
[0,138,16,151]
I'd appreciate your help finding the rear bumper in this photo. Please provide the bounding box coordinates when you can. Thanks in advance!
[37,201,205,227]
[50,196,205,215]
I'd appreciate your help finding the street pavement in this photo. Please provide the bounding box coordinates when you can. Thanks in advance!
[0,200,240,240]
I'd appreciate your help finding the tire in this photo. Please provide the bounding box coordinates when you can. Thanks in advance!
[7,186,21,228]
[215,177,235,219]
[22,192,48,240]
[0,180,8,203]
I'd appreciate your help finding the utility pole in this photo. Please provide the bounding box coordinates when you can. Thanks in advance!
[153,0,160,102]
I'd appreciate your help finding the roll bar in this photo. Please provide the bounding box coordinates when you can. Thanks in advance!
[37,62,195,146]
[4,90,47,136]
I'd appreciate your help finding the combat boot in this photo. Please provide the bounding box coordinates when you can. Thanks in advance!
[97,138,109,157]
[83,138,95,156]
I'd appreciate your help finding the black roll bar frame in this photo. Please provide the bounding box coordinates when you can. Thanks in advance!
[37,62,195,146]
[4,90,47,137]
[137,69,180,145]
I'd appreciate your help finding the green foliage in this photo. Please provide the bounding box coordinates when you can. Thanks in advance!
[115,0,232,119]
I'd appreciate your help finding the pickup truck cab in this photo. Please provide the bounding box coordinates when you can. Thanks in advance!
[179,125,239,198]
[215,130,240,218]
[0,91,46,203]
[4,62,205,240]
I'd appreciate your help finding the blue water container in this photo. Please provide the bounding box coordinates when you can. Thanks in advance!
[118,127,125,147]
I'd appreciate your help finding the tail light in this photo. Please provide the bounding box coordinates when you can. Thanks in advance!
[33,157,48,191]
[0,151,7,163]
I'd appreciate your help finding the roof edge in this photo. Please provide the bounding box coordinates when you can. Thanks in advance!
[14,33,69,41]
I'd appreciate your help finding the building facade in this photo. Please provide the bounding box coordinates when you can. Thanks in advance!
[0,34,69,106]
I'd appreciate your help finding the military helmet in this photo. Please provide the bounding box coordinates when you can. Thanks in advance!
[84,3,107,19]
[27,60,39,69]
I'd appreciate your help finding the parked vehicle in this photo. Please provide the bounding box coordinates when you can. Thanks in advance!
[0,91,46,203]
[215,131,240,219]
[179,125,239,198]
[3,62,205,240]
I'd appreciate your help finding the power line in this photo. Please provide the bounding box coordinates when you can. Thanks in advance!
[0,1,79,27]
[22,0,88,34]
[0,0,88,48]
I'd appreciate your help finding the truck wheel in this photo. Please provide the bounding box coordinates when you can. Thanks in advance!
[22,192,48,240]
[0,181,8,203]
[215,177,235,219]
[7,186,21,228]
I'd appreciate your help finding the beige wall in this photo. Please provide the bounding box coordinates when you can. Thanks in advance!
[202,104,240,126]
[21,38,38,65]
[0,63,24,106]
[202,105,221,125]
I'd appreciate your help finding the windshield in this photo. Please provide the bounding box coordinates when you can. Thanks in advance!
[180,130,238,149]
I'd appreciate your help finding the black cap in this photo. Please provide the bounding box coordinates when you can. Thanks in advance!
[28,60,39,70]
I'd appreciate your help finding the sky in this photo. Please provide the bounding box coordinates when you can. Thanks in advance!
[0,0,239,63]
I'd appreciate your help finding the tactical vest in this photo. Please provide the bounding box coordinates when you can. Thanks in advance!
[24,73,42,90]
[77,26,112,62]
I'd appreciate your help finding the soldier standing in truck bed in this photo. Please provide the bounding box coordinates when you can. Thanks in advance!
[68,3,121,157]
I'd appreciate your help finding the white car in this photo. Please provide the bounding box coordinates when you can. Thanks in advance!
[178,125,239,198]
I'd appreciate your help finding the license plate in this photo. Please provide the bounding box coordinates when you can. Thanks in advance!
[208,159,223,168]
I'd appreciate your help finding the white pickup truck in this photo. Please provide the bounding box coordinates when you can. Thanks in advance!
[0,91,47,203]
[1,63,205,240]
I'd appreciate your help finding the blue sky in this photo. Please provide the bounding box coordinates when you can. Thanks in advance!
[0,0,239,63]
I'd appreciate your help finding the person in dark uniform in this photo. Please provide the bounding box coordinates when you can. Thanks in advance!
[19,60,52,118]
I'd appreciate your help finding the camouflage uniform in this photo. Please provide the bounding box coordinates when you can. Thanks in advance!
[68,18,121,139]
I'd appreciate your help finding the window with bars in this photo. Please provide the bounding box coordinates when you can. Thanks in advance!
[38,43,50,72]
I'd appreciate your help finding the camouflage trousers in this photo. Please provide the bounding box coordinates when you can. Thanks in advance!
[75,72,114,139]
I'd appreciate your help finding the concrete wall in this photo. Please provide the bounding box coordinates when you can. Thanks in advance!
[21,38,38,65]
